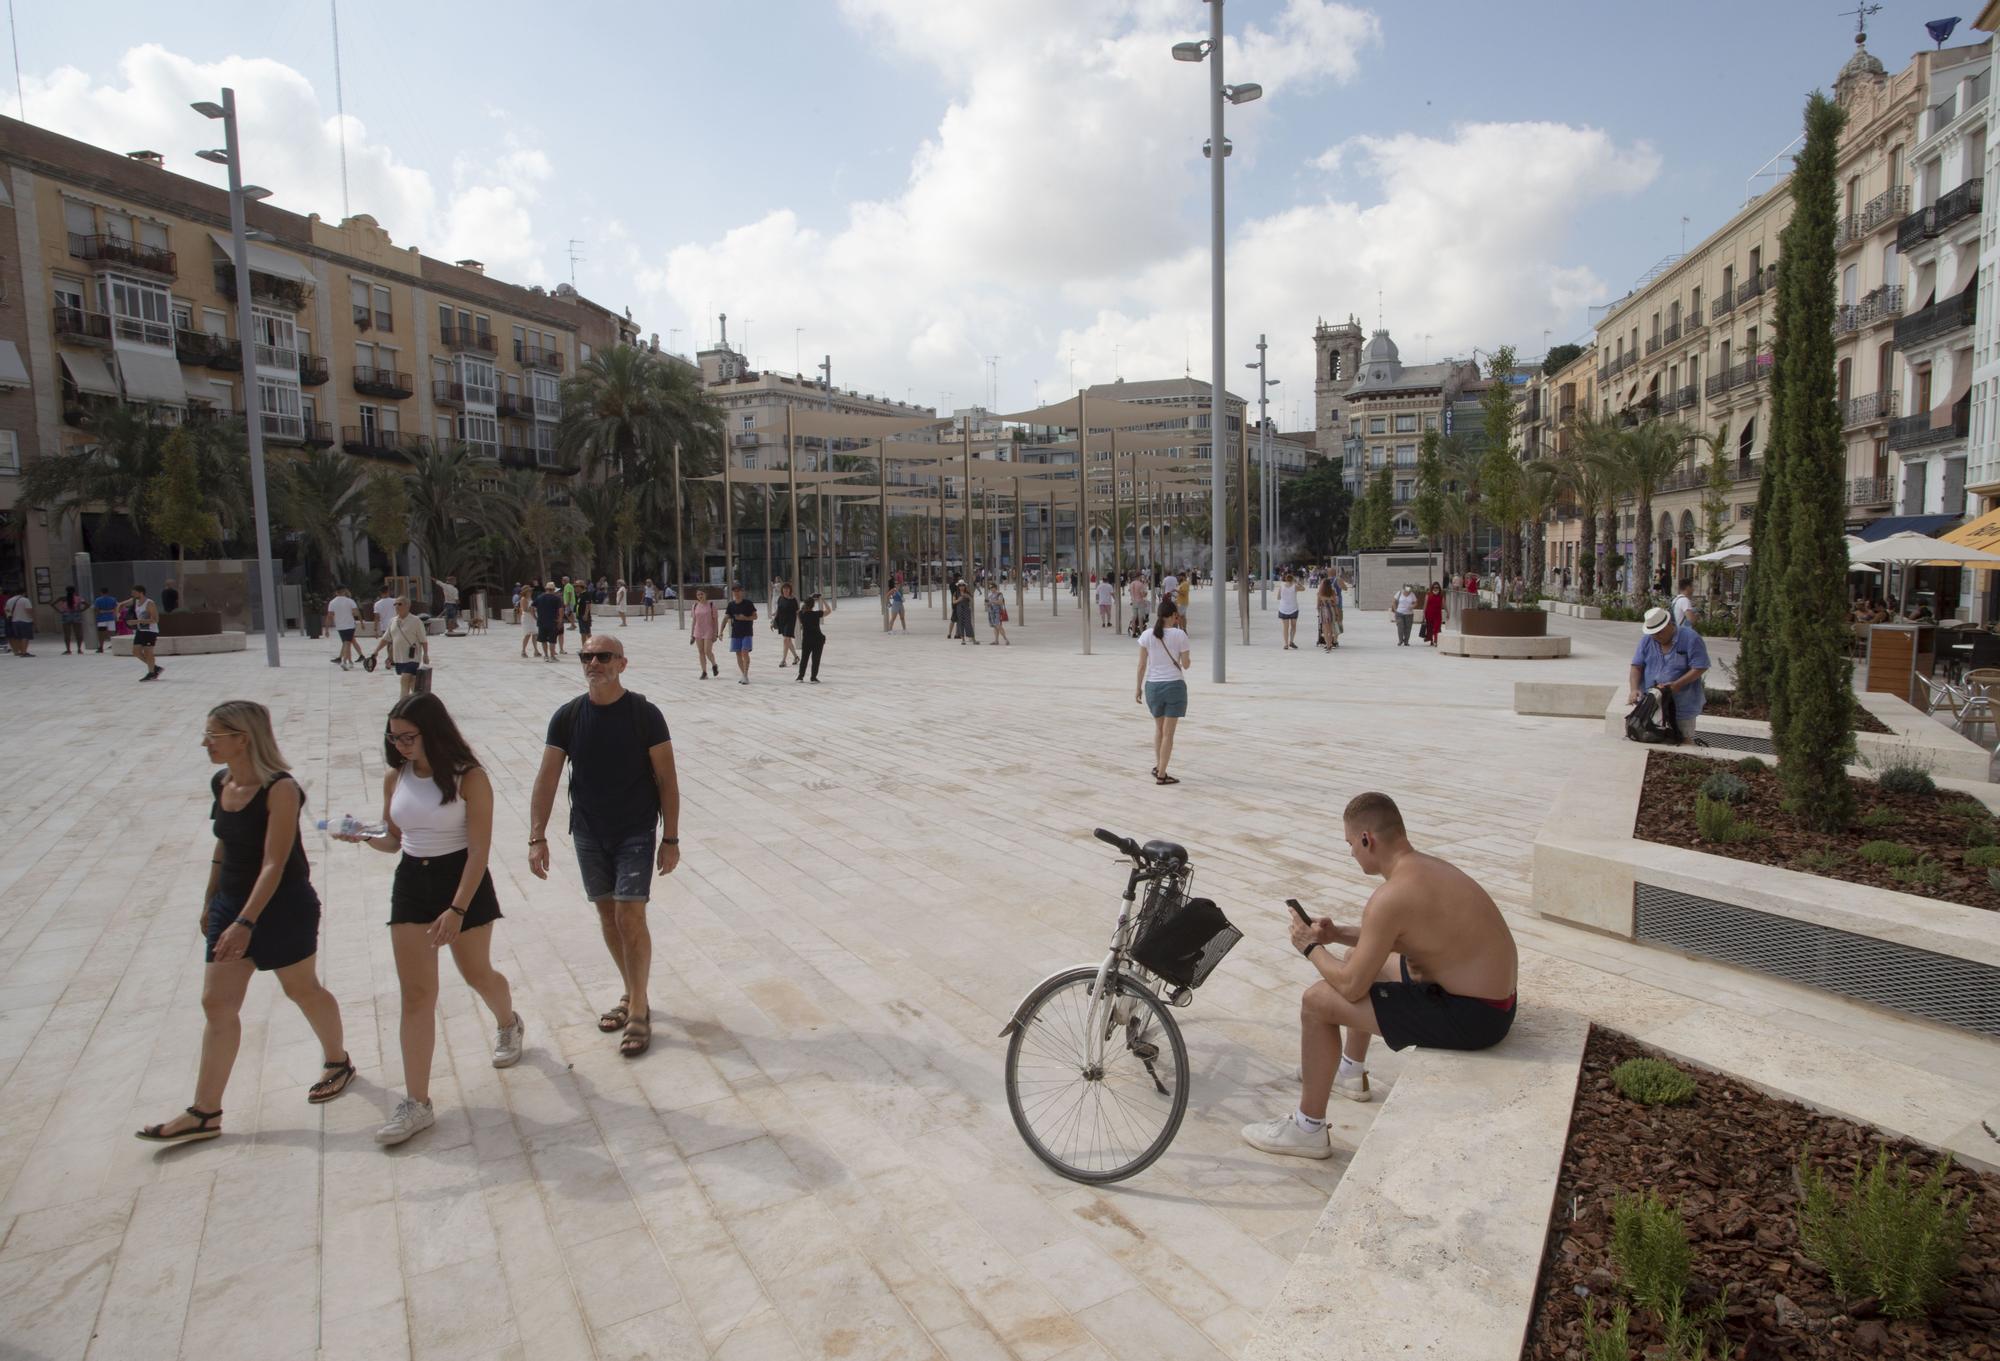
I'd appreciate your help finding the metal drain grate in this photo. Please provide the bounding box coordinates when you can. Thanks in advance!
[1634,883,2000,1037]
[1688,731,1776,756]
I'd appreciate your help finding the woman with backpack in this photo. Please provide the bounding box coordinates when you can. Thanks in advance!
[1135,596,1192,785]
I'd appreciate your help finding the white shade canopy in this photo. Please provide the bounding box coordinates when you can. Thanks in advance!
[1846,531,2000,566]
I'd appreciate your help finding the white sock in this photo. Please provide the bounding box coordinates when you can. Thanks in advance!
[1337,1057,1367,1082]
[1292,1109,1325,1134]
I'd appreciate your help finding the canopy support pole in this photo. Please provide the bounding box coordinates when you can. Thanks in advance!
[672,441,685,628]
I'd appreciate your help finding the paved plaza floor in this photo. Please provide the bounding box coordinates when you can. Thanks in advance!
[1,587,1996,1361]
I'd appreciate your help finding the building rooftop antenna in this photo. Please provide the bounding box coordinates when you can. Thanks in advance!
[566,239,586,288]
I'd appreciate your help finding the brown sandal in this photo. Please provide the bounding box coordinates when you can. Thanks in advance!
[620,1014,651,1058]
[308,1055,355,1103]
[598,995,630,1033]
[1154,773,1180,785]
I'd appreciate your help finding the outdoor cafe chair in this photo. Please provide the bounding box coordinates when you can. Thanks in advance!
[1956,668,2000,747]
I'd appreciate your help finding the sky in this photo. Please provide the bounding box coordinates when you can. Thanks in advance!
[3,0,1979,428]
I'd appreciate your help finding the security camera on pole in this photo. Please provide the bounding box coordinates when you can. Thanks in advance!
[1173,6,1259,682]
[193,89,281,668]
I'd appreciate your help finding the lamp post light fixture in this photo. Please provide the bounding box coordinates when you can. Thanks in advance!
[194,88,282,669]
[1174,2,1259,682]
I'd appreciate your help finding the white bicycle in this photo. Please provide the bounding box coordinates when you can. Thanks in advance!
[998,828,1241,1183]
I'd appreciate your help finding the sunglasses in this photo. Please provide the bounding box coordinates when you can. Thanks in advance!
[578,650,617,664]
[384,729,421,747]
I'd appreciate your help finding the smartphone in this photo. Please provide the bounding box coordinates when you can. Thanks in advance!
[1286,898,1313,927]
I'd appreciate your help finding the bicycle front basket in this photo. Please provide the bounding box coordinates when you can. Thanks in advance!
[1130,894,1241,990]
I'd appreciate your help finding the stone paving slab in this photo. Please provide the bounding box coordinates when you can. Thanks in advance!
[0,591,1993,1359]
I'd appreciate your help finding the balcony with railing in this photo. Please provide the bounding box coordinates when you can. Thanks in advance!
[432,379,467,408]
[260,412,306,445]
[1662,321,1682,346]
[515,341,564,371]
[496,391,535,420]
[1887,406,1971,451]
[1645,334,1662,356]
[1711,283,1737,317]
[297,354,329,385]
[439,325,497,355]
[352,366,414,398]
[54,306,113,345]
[1858,184,1910,236]
[1848,476,1892,506]
[342,426,417,461]
[214,265,309,310]
[1892,285,1977,349]
[1737,264,1776,304]
[1684,305,1704,331]
[67,233,177,278]
[173,328,242,370]
[253,341,298,371]
[352,305,395,333]
[532,395,561,421]
[1842,390,1898,428]
[1834,284,1906,335]
[1702,355,1770,399]
[302,420,334,448]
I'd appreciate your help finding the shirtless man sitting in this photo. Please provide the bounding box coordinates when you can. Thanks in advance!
[1242,790,1519,1159]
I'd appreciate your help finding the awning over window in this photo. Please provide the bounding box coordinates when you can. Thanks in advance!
[0,341,28,388]
[117,349,187,405]
[208,230,317,283]
[1851,513,1962,542]
[60,351,118,397]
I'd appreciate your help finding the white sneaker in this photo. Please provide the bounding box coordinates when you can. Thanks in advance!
[374,1097,435,1146]
[492,1012,525,1068]
[1293,1065,1374,1103]
[1240,1114,1332,1160]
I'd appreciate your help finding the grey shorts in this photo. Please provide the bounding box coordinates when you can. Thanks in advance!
[574,829,655,904]
[1144,678,1188,718]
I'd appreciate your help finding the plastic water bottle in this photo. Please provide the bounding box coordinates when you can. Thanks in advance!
[315,814,386,839]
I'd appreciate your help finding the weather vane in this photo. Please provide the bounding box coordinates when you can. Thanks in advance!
[1840,2,1883,42]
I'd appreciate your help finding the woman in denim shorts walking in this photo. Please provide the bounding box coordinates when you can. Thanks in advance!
[1134,596,1192,786]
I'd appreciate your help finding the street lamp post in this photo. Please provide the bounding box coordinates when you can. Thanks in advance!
[1174,5,1259,682]
[1245,339,1277,609]
[194,89,280,668]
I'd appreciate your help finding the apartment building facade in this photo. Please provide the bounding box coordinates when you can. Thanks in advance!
[1525,344,1599,584]
[3,116,644,611]
[1335,329,1483,543]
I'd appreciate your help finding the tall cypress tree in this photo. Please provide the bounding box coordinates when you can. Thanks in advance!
[1771,91,1855,825]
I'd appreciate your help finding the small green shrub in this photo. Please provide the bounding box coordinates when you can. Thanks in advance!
[1878,763,1937,797]
[1797,1150,1970,1319]
[1856,806,1901,829]
[1699,771,1749,805]
[1938,797,1989,820]
[1798,849,1845,874]
[1611,1057,1697,1107]
[1963,845,2000,869]
[1580,1299,1631,1361]
[1965,820,1998,848]
[1734,756,1768,774]
[1857,840,1918,867]
[1888,857,1945,889]
[1694,794,1740,844]
[1611,1190,1693,1315]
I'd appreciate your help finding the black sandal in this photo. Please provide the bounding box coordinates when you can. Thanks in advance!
[136,1106,223,1144]
[308,1055,356,1104]
[1154,773,1180,785]
[620,1014,652,1058]
[598,995,630,1033]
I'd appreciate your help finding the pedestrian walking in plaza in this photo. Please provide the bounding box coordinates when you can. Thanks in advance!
[335,694,521,1146]
[326,585,361,669]
[986,582,1010,645]
[440,575,462,635]
[530,582,561,662]
[1315,577,1338,652]
[378,598,431,697]
[136,702,352,1145]
[372,581,398,639]
[1422,581,1446,647]
[1277,572,1301,649]
[1095,576,1115,628]
[128,583,161,679]
[528,635,681,1059]
[725,584,758,682]
[1127,574,1150,636]
[93,585,118,652]
[518,583,538,658]
[953,580,980,644]
[56,587,87,655]
[796,591,833,681]
[773,581,800,667]
[615,579,629,626]
[6,586,35,656]
[1331,570,1348,642]
[691,588,720,676]
[642,579,657,620]
[1136,596,1191,785]
[885,580,907,632]
[576,589,594,640]
[1393,584,1418,646]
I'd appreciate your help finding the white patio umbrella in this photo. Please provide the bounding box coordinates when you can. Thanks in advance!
[1685,538,1878,572]
[1846,531,2000,566]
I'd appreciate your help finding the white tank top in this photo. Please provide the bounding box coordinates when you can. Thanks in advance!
[391,766,469,856]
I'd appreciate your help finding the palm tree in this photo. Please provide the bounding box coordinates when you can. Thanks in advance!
[275,450,363,592]
[1595,418,1693,597]
[1432,433,1478,576]
[1562,412,1626,597]
[21,403,170,544]
[501,469,587,586]
[405,442,487,582]
[1518,459,1562,591]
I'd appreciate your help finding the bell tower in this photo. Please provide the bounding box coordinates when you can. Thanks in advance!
[1313,315,1364,454]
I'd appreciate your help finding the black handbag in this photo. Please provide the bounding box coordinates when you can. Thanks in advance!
[1625,686,1683,744]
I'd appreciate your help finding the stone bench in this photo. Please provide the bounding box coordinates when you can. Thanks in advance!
[1439,632,1573,659]
[109,632,247,657]
[1515,681,1617,717]
[1244,1007,1589,1361]
[1597,688,1990,781]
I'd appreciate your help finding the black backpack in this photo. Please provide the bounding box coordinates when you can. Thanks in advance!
[1625,686,1683,745]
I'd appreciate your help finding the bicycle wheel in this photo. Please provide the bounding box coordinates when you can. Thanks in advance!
[1005,966,1189,1183]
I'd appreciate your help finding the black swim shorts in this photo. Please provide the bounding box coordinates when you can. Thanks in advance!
[1370,957,1516,1053]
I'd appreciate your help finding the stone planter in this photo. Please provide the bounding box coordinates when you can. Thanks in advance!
[160,610,222,637]
[1459,607,1548,637]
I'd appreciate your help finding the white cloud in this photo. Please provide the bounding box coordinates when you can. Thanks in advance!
[20,45,554,279]
[652,2,1654,419]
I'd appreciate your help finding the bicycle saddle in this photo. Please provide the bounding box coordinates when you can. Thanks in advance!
[1141,839,1188,865]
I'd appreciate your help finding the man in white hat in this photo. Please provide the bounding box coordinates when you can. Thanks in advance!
[1628,605,1710,738]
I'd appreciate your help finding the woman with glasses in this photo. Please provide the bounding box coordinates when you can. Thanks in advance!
[334,693,519,1146]
[136,702,352,1145]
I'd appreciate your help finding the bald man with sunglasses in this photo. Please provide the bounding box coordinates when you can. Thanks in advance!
[527,635,680,1058]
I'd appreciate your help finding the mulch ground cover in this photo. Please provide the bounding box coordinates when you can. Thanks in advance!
[1700,688,1894,734]
[1633,751,2000,913]
[1520,1029,2000,1360]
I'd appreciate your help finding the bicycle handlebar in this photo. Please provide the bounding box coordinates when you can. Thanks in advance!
[1093,827,1143,860]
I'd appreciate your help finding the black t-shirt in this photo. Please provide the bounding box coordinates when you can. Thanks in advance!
[773,597,799,632]
[725,599,756,639]
[546,691,670,841]
[799,606,826,641]
[533,592,562,629]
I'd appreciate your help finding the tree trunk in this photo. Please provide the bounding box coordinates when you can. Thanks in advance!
[1636,492,1654,599]
[1579,502,1598,597]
